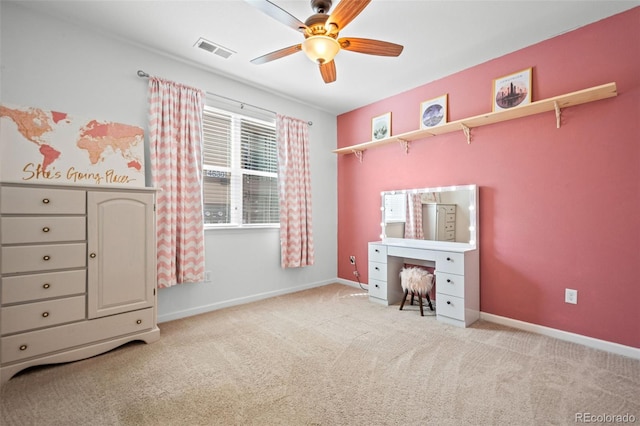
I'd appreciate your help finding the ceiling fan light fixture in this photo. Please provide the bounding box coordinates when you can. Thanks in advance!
[301,35,340,64]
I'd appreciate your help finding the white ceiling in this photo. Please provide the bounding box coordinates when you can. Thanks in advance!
[13,0,639,115]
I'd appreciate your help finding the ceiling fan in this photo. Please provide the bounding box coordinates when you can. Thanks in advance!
[245,0,404,84]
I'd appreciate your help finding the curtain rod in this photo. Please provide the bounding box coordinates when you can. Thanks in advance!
[137,70,312,126]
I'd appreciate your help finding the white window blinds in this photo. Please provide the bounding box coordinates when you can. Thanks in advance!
[202,105,278,226]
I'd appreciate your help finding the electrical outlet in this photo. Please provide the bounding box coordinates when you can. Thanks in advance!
[205,271,212,283]
[565,288,578,304]
[349,256,356,264]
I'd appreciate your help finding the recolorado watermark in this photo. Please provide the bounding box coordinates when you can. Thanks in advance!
[575,412,636,423]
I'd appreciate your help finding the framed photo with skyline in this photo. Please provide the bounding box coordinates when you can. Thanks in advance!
[371,112,391,140]
[492,67,532,112]
[420,94,448,129]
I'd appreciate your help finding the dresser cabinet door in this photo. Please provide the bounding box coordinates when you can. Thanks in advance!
[87,191,155,319]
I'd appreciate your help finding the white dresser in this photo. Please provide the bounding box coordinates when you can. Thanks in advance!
[423,204,456,241]
[0,183,160,383]
[368,241,479,327]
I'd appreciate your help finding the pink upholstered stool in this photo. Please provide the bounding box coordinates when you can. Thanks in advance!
[399,267,435,316]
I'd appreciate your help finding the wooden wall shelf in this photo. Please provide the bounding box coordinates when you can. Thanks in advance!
[333,82,617,157]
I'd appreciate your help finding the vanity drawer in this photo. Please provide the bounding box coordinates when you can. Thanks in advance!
[368,243,387,263]
[444,223,455,231]
[369,261,387,281]
[436,252,465,275]
[1,270,86,304]
[1,243,86,274]
[435,272,465,298]
[1,295,86,335]
[1,307,154,364]
[388,246,437,262]
[445,213,456,223]
[1,186,86,215]
[368,278,387,300]
[1,217,86,244]
[436,295,465,321]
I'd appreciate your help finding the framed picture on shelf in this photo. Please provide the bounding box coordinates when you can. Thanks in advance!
[420,94,448,129]
[371,112,391,140]
[492,67,532,111]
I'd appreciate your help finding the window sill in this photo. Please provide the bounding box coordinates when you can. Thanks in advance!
[204,224,280,231]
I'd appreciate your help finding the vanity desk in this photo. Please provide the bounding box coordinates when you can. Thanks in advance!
[369,184,479,328]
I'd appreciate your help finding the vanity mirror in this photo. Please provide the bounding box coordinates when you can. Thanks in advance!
[380,184,478,248]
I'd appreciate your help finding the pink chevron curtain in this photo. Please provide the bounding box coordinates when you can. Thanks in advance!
[277,114,314,268]
[404,193,424,239]
[148,77,205,288]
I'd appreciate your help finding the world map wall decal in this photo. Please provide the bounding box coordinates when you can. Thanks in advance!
[0,104,145,187]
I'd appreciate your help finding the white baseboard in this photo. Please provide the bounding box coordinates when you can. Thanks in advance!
[480,312,640,360]
[336,277,368,290]
[157,279,335,323]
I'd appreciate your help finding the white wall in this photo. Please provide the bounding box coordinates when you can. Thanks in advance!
[1,2,338,322]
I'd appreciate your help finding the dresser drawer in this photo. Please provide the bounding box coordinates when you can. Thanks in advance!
[2,270,86,304]
[436,295,465,321]
[368,243,387,263]
[368,278,387,300]
[1,307,154,364]
[1,295,86,335]
[436,251,465,275]
[445,213,456,223]
[369,261,387,281]
[435,271,465,298]
[1,217,86,244]
[1,243,86,274]
[1,186,86,214]
[442,205,455,214]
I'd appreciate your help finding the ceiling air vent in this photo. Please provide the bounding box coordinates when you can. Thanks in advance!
[194,38,235,59]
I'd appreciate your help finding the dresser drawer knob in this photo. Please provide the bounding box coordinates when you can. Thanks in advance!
[136,319,142,324]
[89,253,97,258]
[446,257,452,261]
[446,301,452,305]
[375,267,379,271]
[375,284,379,288]
[447,279,452,283]
[19,345,28,351]
[42,227,50,233]
[43,255,51,261]
[43,283,51,289]
[42,312,49,318]
[42,198,50,204]
[375,249,380,253]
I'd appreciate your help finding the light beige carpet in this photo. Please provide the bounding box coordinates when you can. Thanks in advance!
[1,283,638,425]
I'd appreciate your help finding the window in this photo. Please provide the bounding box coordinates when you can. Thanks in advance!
[202,105,279,227]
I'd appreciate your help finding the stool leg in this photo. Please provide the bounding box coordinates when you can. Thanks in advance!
[410,293,415,305]
[425,293,434,311]
[399,289,409,311]
[418,294,424,316]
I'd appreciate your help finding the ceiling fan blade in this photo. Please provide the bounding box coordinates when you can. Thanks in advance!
[250,44,302,64]
[338,37,404,56]
[326,0,371,33]
[245,0,307,32]
[319,60,337,83]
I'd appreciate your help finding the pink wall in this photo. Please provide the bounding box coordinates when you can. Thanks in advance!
[336,8,640,348]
